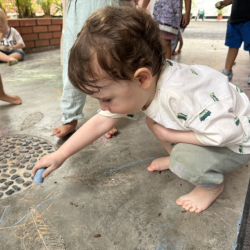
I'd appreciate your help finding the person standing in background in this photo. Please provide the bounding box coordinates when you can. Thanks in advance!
[55,0,138,139]
[216,0,250,84]
[141,0,191,60]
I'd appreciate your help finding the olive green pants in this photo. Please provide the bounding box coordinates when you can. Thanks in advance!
[169,143,250,188]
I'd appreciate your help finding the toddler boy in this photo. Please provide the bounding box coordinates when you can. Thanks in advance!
[33,6,250,213]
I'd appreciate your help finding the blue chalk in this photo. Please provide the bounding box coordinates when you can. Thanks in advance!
[33,168,46,183]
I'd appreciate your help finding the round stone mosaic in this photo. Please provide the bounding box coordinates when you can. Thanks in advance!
[0,135,54,199]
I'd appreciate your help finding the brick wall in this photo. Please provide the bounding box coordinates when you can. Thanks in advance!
[8,18,62,54]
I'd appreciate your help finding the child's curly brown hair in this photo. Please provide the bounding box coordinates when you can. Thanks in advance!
[68,6,166,95]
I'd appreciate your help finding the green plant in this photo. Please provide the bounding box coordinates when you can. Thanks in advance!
[0,0,6,13]
[37,0,54,16]
[15,0,35,18]
[217,8,224,15]
[53,0,62,16]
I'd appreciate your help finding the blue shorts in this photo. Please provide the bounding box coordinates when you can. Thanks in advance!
[0,49,25,60]
[225,20,250,51]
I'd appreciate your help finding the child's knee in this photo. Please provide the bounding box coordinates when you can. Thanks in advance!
[169,143,224,185]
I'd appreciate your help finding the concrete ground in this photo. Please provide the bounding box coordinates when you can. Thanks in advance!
[0,20,250,250]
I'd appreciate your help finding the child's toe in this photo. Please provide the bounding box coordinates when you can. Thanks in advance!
[189,206,196,213]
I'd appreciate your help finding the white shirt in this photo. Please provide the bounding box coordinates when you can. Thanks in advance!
[0,27,25,51]
[99,61,250,154]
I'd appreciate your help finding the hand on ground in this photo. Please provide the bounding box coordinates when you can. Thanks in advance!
[105,127,118,138]
[32,152,65,178]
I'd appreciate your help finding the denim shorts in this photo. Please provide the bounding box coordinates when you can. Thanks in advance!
[0,49,25,59]
[225,20,250,51]
[169,143,250,188]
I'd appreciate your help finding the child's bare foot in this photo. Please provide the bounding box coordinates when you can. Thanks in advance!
[176,182,224,213]
[172,50,181,56]
[0,93,22,105]
[105,127,118,138]
[147,157,170,172]
[8,58,18,66]
[53,120,77,138]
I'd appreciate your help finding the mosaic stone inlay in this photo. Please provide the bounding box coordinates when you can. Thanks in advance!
[0,135,54,199]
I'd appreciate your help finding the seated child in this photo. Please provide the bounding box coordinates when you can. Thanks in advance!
[33,6,250,213]
[0,74,22,105]
[0,9,25,66]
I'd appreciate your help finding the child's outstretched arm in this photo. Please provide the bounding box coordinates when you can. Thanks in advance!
[32,115,122,178]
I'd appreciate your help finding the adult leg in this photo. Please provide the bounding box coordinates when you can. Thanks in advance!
[0,74,22,104]
[54,0,118,138]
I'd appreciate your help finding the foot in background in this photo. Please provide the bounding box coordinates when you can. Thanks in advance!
[0,93,22,104]
[105,127,118,138]
[172,50,181,56]
[53,120,78,138]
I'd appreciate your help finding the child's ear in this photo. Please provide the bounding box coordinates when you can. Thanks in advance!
[134,68,152,90]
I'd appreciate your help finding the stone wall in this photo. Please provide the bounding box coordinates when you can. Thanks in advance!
[8,18,62,54]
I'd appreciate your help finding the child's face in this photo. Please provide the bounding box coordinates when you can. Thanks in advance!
[86,58,155,115]
[0,24,8,37]
[91,77,150,114]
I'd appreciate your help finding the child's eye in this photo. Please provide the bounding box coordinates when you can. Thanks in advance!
[102,99,111,103]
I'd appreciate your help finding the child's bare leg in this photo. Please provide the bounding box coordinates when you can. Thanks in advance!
[163,39,172,60]
[225,47,239,72]
[0,74,22,104]
[176,182,224,213]
[7,52,22,61]
[0,51,18,65]
[146,117,174,171]
[53,120,118,138]
[177,36,183,53]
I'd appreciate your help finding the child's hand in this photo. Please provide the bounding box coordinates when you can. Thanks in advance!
[0,45,8,51]
[215,1,230,9]
[32,151,65,178]
[181,12,190,28]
